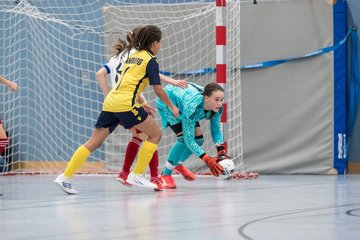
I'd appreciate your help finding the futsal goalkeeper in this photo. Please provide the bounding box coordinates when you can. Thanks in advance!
[156,82,230,189]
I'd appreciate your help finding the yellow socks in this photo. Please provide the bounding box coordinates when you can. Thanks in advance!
[64,141,157,177]
[64,145,91,178]
[133,141,158,174]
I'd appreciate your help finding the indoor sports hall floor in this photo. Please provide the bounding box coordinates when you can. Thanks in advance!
[0,174,359,240]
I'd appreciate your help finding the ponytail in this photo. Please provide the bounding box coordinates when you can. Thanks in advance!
[127,25,161,54]
[112,38,126,56]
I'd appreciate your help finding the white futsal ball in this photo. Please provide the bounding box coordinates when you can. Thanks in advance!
[217,158,235,180]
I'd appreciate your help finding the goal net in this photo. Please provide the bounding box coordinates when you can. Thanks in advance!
[0,0,242,175]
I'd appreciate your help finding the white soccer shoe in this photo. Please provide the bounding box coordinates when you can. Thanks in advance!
[126,172,157,189]
[54,173,78,195]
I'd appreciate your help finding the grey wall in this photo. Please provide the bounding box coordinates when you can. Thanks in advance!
[240,0,335,174]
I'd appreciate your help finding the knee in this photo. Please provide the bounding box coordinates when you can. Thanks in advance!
[146,128,162,144]
[84,138,100,152]
[155,130,162,142]
[149,128,162,143]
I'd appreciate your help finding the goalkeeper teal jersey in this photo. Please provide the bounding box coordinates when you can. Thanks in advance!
[156,82,224,157]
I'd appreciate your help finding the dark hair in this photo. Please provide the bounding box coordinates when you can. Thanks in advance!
[204,82,224,119]
[112,38,127,56]
[112,27,142,56]
[204,82,224,97]
[126,27,142,45]
[126,25,162,54]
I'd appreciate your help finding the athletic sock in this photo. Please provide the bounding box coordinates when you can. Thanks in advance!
[133,141,158,175]
[149,150,159,178]
[64,145,91,178]
[122,137,142,173]
[163,160,175,175]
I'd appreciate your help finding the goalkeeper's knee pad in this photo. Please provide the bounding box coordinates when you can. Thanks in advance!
[0,137,9,155]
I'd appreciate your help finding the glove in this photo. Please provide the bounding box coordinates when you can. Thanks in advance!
[201,154,223,177]
[216,144,230,160]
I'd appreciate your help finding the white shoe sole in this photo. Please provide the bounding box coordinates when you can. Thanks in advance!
[127,174,157,189]
[54,179,78,195]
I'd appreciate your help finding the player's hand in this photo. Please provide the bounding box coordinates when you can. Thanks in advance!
[201,154,223,177]
[170,106,179,119]
[173,79,188,88]
[143,104,155,117]
[8,82,18,92]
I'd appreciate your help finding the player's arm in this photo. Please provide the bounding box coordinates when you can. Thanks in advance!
[182,117,223,176]
[147,58,179,118]
[95,66,111,97]
[138,94,155,116]
[153,85,178,119]
[159,74,188,88]
[210,108,230,159]
[182,117,205,157]
[0,76,18,92]
[138,94,147,106]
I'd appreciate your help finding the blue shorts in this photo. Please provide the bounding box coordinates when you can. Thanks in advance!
[95,106,148,133]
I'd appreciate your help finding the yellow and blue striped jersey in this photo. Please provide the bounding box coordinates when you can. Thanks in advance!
[102,50,161,112]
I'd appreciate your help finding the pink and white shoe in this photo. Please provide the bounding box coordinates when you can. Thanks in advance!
[116,170,132,187]
[150,176,164,191]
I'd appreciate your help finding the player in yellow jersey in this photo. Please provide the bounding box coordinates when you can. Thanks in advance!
[55,25,179,194]
[96,27,188,191]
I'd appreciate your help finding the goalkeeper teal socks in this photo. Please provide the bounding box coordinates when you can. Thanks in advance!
[163,137,187,175]
[163,161,175,175]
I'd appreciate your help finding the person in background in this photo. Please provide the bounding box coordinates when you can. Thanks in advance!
[0,76,18,156]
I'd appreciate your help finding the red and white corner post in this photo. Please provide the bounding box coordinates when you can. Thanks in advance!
[216,0,227,150]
